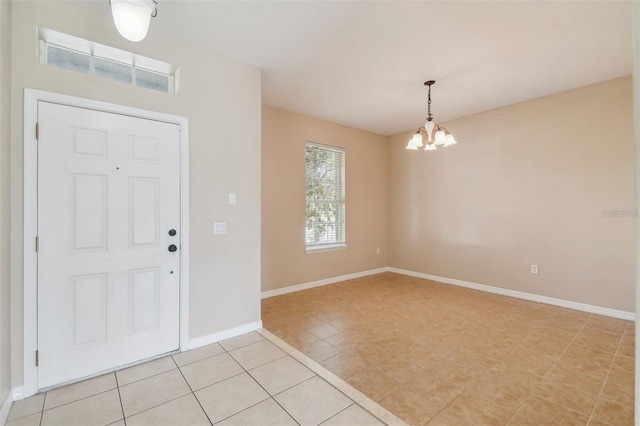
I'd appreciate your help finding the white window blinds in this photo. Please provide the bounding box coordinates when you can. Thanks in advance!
[305,143,346,250]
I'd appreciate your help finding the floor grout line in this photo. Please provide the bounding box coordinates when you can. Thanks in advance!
[170,355,215,425]
[587,321,627,424]
[113,372,127,426]
[38,391,46,426]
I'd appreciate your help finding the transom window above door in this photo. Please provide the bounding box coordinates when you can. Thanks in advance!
[305,142,346,253]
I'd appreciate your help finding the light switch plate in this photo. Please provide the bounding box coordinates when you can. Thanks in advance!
[214,222,227,235]
[228,193,237,205]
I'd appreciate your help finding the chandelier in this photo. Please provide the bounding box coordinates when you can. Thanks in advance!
[406,80,457,150]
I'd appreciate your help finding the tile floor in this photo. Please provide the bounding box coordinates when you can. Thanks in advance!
[6,331,387,426]
[262,272,635,426]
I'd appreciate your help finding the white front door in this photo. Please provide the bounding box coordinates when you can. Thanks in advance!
[37,101,181,389]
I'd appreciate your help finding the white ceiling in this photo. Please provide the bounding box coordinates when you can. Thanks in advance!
[79,1,632,136]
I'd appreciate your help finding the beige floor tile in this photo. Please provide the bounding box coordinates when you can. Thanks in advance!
[531,377,597,415]
[44,373,117,410]
[116,356,176,386]
[611,354,634,373]
[586,418,612,426]
[180,352,244,391]
[378,386,445,425]
[7,393,45,422]
[599,378,634,407]
[501,348,555,377]
[618,339,634,357]
[278,331,322,348]
[306,322,342,339]
[585,315,628,335]
[321,404,385,426]
[195,372,269,424]
[545,364,606,396]
[302,340,342,363]
[320,352,371,379]
[229,340,286,370]
[173,343,225,367]
[428,392,514,426]
[219,331,264,351]
[248,355,315,395]
[574,328,622,354]
[519,396,589,426]
[119,369,191,417]
[592,398,634,426]
[5,412,42,426]
[215,398,297,426]
[107,421,125,426]
[324,332,365,352]
[126,394,210,426]
[405,371,465,405]
[275,376,352,426]
[557,345,615,376]
[41,389,122,426]
[379,359,428,385]
[507,413,543,425]
[346,370,401,402]
[605,367,634,388]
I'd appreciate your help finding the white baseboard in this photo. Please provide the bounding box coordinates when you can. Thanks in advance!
[261,268,387,299]
[387,267,635,321]
[1,390,13,425]
[188,320,263,350]
[11,387,22,402]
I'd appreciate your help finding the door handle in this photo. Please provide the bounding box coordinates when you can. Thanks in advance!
[168,244,177,252]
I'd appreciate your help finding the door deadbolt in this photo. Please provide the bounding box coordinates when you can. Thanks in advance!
[168,229,177,236]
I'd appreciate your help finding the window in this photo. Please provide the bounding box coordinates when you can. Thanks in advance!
[38,28,178,94]
[305,142,346,253]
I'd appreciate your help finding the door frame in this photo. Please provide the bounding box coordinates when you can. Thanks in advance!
[23,88,190,397]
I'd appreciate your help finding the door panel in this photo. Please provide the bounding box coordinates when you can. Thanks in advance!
[37,102,181,389]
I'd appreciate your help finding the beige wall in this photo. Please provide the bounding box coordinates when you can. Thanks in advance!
[632,2,639,422]
[388,76,635,312]
[10,1,261,390]
[261,106,387,292]
[1,0,12,409]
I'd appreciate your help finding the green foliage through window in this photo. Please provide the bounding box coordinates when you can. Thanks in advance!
[305,143,345,248]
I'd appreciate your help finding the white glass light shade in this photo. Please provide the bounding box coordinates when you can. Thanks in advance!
[405,131,423,150]
[434,129,447,145]
[424,142,437,151]
[424,120,435,142]
[111,0,154,42]
[444,134,457,147]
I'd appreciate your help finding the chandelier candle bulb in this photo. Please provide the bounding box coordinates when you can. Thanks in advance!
[406,80,458,151]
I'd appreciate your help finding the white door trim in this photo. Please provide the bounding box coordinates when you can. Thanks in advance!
[23,88,190,397]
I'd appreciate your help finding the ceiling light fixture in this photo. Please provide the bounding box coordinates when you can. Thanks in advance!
[110,0,157,42]
[406,80,457,150]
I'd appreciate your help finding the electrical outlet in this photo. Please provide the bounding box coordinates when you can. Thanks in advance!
[531,264,539,274]
[376,248,381,255]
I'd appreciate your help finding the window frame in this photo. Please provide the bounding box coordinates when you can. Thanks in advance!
[38,28,177,94]
[305,141,346,254]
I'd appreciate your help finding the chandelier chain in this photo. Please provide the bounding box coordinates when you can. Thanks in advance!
[426,84,433,122]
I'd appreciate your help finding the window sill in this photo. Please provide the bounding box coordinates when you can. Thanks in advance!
[305,244,347,254]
